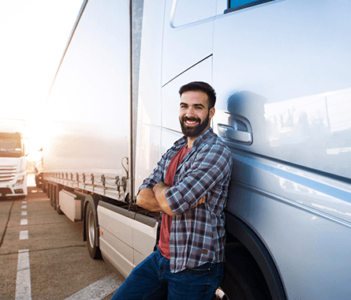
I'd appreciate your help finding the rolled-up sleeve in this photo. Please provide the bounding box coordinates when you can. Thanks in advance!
[165,144,232,215]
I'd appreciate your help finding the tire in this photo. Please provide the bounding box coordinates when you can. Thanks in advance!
[85,201,101,259]
[35,175,43,189]
[220,243,271,300]
[52,186,57,210]
[48,184,54,207]
[56,187,63,214]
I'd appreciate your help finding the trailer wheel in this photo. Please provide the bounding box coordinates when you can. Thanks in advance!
[56,187,63,214]
[48,184,53,207]
[52,186,57,210]
[220,243,271,300]
[42,181,47,193]
[85,202,101,259]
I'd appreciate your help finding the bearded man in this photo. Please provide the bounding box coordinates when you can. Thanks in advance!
[111,81,233,300]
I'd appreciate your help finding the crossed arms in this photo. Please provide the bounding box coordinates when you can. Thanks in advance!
[137,182,206,216]
[137,142,232,216]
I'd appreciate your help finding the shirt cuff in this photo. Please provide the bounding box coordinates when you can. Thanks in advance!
[138,183,154,194]
[165,186,190,215]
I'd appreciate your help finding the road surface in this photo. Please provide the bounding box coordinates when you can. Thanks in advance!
[0,175,124,299]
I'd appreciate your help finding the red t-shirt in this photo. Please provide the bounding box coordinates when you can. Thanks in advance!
[158,145,191,259]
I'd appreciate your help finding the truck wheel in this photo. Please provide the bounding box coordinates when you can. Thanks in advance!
[42,181,47,193]
[52,186,57,210]
[35,175,43,189]
[48,184,53,207]
[220,243,271,300]
[56,188,63,214]
[85,202,101,259]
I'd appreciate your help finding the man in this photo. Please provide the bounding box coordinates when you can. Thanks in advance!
[111,81,233,300]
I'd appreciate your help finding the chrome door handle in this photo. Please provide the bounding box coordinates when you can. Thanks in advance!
[218,124,252,144]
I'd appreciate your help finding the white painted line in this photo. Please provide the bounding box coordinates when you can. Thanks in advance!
[15,249,32,300]
[20,219,28,226]
[19,231,28,240]
[21,211,27,216]
[64,273,123,300]
[21,205,27,209]
[22,201,27,204]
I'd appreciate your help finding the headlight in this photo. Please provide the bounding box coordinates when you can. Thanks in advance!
[15,176,25,186]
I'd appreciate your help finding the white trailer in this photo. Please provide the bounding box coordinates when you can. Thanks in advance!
[0,119,28,198]
[43,1,351,299]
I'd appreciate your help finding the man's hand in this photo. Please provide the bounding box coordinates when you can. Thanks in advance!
[193,195,206,208]
[153,182,169,196]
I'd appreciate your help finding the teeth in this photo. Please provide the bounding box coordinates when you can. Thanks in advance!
[186,121,197,125]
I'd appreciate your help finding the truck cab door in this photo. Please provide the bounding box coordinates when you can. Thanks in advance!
[161,0,217,149]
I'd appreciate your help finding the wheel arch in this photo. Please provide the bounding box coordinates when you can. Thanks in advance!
[225,212,286,300]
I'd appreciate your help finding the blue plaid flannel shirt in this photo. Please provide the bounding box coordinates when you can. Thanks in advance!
[138,128,233,273]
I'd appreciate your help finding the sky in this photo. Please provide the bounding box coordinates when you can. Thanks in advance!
[0,0,83,160]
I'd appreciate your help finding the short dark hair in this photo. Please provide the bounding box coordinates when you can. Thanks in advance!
[179,81,216,109]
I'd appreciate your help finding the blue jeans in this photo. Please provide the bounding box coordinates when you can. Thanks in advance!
[110,247,224,300]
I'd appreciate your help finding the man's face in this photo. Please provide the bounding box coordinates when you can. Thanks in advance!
[179,91,215,138]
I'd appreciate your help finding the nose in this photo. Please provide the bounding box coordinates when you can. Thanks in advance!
[185,107,195,118]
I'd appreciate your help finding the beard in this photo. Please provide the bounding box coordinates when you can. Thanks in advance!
[179,112,210,138]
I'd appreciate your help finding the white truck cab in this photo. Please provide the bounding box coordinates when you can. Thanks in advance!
[0,119,28,198]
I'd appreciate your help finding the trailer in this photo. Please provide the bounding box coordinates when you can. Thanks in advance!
[0,119,28,198]
[42,0,351,299]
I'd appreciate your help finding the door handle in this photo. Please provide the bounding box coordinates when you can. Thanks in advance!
[218,124,252,144]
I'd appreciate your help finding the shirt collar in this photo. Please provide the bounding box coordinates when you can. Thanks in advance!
[174,127,214,149]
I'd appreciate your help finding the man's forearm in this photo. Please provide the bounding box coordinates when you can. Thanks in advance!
[153,182,207,216]
[153,182,176,216]
[137,188,162,212]
[139,183,206,215]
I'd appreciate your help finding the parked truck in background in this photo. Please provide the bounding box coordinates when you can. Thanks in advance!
[41,0,351,299]
[0,119,28,198]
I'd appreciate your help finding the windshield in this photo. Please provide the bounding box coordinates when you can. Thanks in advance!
[0,132,23,157]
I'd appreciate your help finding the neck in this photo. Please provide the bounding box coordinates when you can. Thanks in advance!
[187,137,195,148]
[187,127,210,148]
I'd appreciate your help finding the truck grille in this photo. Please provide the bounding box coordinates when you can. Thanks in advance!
[0,165,16,182]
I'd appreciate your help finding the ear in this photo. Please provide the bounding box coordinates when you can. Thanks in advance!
[209,107,215,119]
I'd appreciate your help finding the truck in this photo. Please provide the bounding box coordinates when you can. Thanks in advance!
[0,119,28,199]
[42,0,351,299]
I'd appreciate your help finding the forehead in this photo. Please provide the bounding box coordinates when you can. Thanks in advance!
[180,91,209,107]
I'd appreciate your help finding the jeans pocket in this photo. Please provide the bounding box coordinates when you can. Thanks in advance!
[182,264,212,293]
[185,263,212,275]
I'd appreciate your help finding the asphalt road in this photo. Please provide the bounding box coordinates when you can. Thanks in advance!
[0,178,125,300]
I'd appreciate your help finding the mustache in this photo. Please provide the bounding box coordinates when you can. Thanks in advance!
[181,116,201,123]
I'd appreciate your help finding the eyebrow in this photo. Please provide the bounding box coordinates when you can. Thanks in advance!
[180,102,205,108]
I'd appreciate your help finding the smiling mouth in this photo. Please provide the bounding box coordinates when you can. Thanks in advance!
[185,120,199,126]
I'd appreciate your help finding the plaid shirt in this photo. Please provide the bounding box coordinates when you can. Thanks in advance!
[139,128,233,273]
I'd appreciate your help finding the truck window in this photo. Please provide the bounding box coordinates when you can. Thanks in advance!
[225,0,274,13]
[0,133,22,157]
